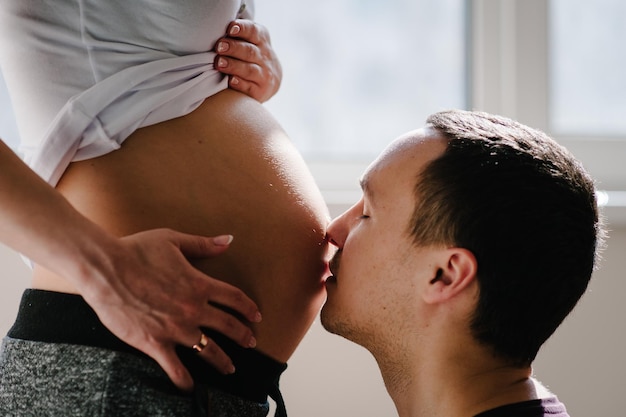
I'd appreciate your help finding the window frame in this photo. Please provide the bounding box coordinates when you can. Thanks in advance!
[469,0,626,224]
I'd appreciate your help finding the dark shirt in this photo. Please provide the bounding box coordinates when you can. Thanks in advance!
[474,397,569,417]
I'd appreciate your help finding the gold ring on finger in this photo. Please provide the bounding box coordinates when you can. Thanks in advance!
[192,332,209,353]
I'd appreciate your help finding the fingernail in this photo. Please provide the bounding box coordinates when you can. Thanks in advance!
[227,365,236,374]
[249,336,257,348]
[230,76,239,86]
[217,57,227,68]
[213,235,233,245]
[254,311,262,322]
[229,25,241,36]
[217,41,228,53]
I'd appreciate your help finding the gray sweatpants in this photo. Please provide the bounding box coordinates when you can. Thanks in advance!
[0,337,270,417]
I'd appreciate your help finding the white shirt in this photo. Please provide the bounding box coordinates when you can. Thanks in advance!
[0,0,254,185]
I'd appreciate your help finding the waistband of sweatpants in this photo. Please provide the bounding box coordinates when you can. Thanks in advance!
[7,288,288,410]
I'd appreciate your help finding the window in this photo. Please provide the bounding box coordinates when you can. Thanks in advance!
[260,0,625,216]
[256,0,467,203]
[256,0,467,159]
[550,0,626,136]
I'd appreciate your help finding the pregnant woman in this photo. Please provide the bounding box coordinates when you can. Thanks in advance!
[0,1,329,416]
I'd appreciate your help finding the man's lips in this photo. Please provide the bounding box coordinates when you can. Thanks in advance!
[328,250,341,277]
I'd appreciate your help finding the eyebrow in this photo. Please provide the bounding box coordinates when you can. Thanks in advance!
[359,175,373,200]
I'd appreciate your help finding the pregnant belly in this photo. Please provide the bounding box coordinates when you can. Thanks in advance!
[33,89,331,361]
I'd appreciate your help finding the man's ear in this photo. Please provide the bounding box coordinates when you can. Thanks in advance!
[422,248,477,304]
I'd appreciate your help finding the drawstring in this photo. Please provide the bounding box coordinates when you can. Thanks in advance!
[268,376,287,417]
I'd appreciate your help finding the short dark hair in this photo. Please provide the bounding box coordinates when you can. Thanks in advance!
[410,109,605,367]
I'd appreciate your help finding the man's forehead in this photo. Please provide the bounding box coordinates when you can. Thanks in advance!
[383,127,431,156]
[362,127,446,183]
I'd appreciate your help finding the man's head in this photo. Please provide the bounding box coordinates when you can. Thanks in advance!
[322,109,604,368]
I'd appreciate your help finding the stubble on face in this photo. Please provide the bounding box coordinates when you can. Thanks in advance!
[320,248,372,345]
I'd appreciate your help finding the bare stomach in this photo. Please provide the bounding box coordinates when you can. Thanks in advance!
[31,89,331,362]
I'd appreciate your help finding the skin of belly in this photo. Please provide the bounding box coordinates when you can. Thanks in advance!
[32,89,331,362]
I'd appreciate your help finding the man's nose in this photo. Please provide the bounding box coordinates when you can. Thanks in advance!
[326,211,350,248]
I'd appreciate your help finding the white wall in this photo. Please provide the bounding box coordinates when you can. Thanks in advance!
[0,246,29,338]
[2,207,624,417]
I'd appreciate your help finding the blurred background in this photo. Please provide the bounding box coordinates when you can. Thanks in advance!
[1,0,624,415]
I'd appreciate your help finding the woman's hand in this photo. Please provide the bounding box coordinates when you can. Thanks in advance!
[80,230,262,392]
[214,19,283,103]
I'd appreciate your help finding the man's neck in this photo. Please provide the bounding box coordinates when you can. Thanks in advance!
[377,350,543,417]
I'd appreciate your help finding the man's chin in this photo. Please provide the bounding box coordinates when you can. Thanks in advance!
[319,303,341,336]
[319,289,362,343]
[320,304,356,342]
